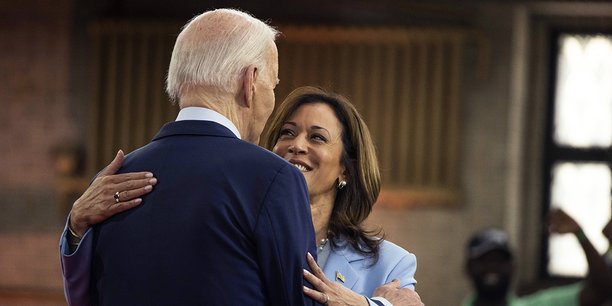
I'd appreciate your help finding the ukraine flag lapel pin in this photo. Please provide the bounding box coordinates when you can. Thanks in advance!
[335,271,345,283]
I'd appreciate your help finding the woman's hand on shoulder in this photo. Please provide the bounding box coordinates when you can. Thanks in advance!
[69,150,157,236]
[302,252,368,306]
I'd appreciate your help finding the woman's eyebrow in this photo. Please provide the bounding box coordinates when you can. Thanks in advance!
[310,126,330,135]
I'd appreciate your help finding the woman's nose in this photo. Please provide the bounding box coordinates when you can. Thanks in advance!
[288,139,307,154]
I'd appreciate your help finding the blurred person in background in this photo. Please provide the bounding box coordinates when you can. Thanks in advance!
[462,209,612,306]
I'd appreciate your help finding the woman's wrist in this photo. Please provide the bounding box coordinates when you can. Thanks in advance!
[69,205,91,237]
[68,223,83,240]
[69,203,90,237]
[67,217,84,246]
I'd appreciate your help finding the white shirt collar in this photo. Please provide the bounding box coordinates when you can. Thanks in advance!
[175,107,241,139]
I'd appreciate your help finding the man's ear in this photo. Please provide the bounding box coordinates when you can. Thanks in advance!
[242,65,257,108]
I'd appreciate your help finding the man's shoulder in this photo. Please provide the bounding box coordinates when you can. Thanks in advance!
[233,141,292,168]
[220,141,305,185]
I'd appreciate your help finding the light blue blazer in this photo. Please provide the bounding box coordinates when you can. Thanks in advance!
[323,238,417,297]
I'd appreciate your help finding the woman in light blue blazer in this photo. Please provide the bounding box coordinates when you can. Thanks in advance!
[262,87,419,306]
[61,86,421,306]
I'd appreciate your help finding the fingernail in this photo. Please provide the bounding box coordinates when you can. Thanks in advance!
[307,252,313,259]
[145,185,153,191]
[149,178,157,184]
[135,198,142,203]
[303,269,310,275]
[145,172,153,178]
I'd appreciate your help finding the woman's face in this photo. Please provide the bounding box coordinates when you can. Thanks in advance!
[272,102,346,200]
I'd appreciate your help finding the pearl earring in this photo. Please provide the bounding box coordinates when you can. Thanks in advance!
[337,180,347,190]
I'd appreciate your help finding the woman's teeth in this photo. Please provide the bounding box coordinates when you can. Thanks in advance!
[293,163,309,172]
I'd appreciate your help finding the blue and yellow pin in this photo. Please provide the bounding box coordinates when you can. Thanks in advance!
[335,271,345,283]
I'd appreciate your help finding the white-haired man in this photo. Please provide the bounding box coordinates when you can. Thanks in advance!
[60,9,317,305]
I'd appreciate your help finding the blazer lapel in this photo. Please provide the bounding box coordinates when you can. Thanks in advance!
[323,244,360,290]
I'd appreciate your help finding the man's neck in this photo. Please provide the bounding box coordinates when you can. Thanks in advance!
[179,93,233,117]
[179,91,248,141]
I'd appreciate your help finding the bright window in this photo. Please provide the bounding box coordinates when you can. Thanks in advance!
[546,33,612,277]
[548,162,611,276]
[554,35,612,148]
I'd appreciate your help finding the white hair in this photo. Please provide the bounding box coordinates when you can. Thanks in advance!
[166,8,279,103]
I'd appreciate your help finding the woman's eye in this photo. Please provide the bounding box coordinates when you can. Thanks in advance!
[279,129,294,137]
[311,134,327,142]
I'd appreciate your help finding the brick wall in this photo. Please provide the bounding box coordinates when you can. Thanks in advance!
[0,0,76,299]
[0,1,77,188]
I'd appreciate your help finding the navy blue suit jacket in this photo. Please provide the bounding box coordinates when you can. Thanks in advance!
[90,120,317,306]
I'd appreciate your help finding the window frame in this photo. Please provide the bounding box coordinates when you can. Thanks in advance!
[540,28,612,279]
